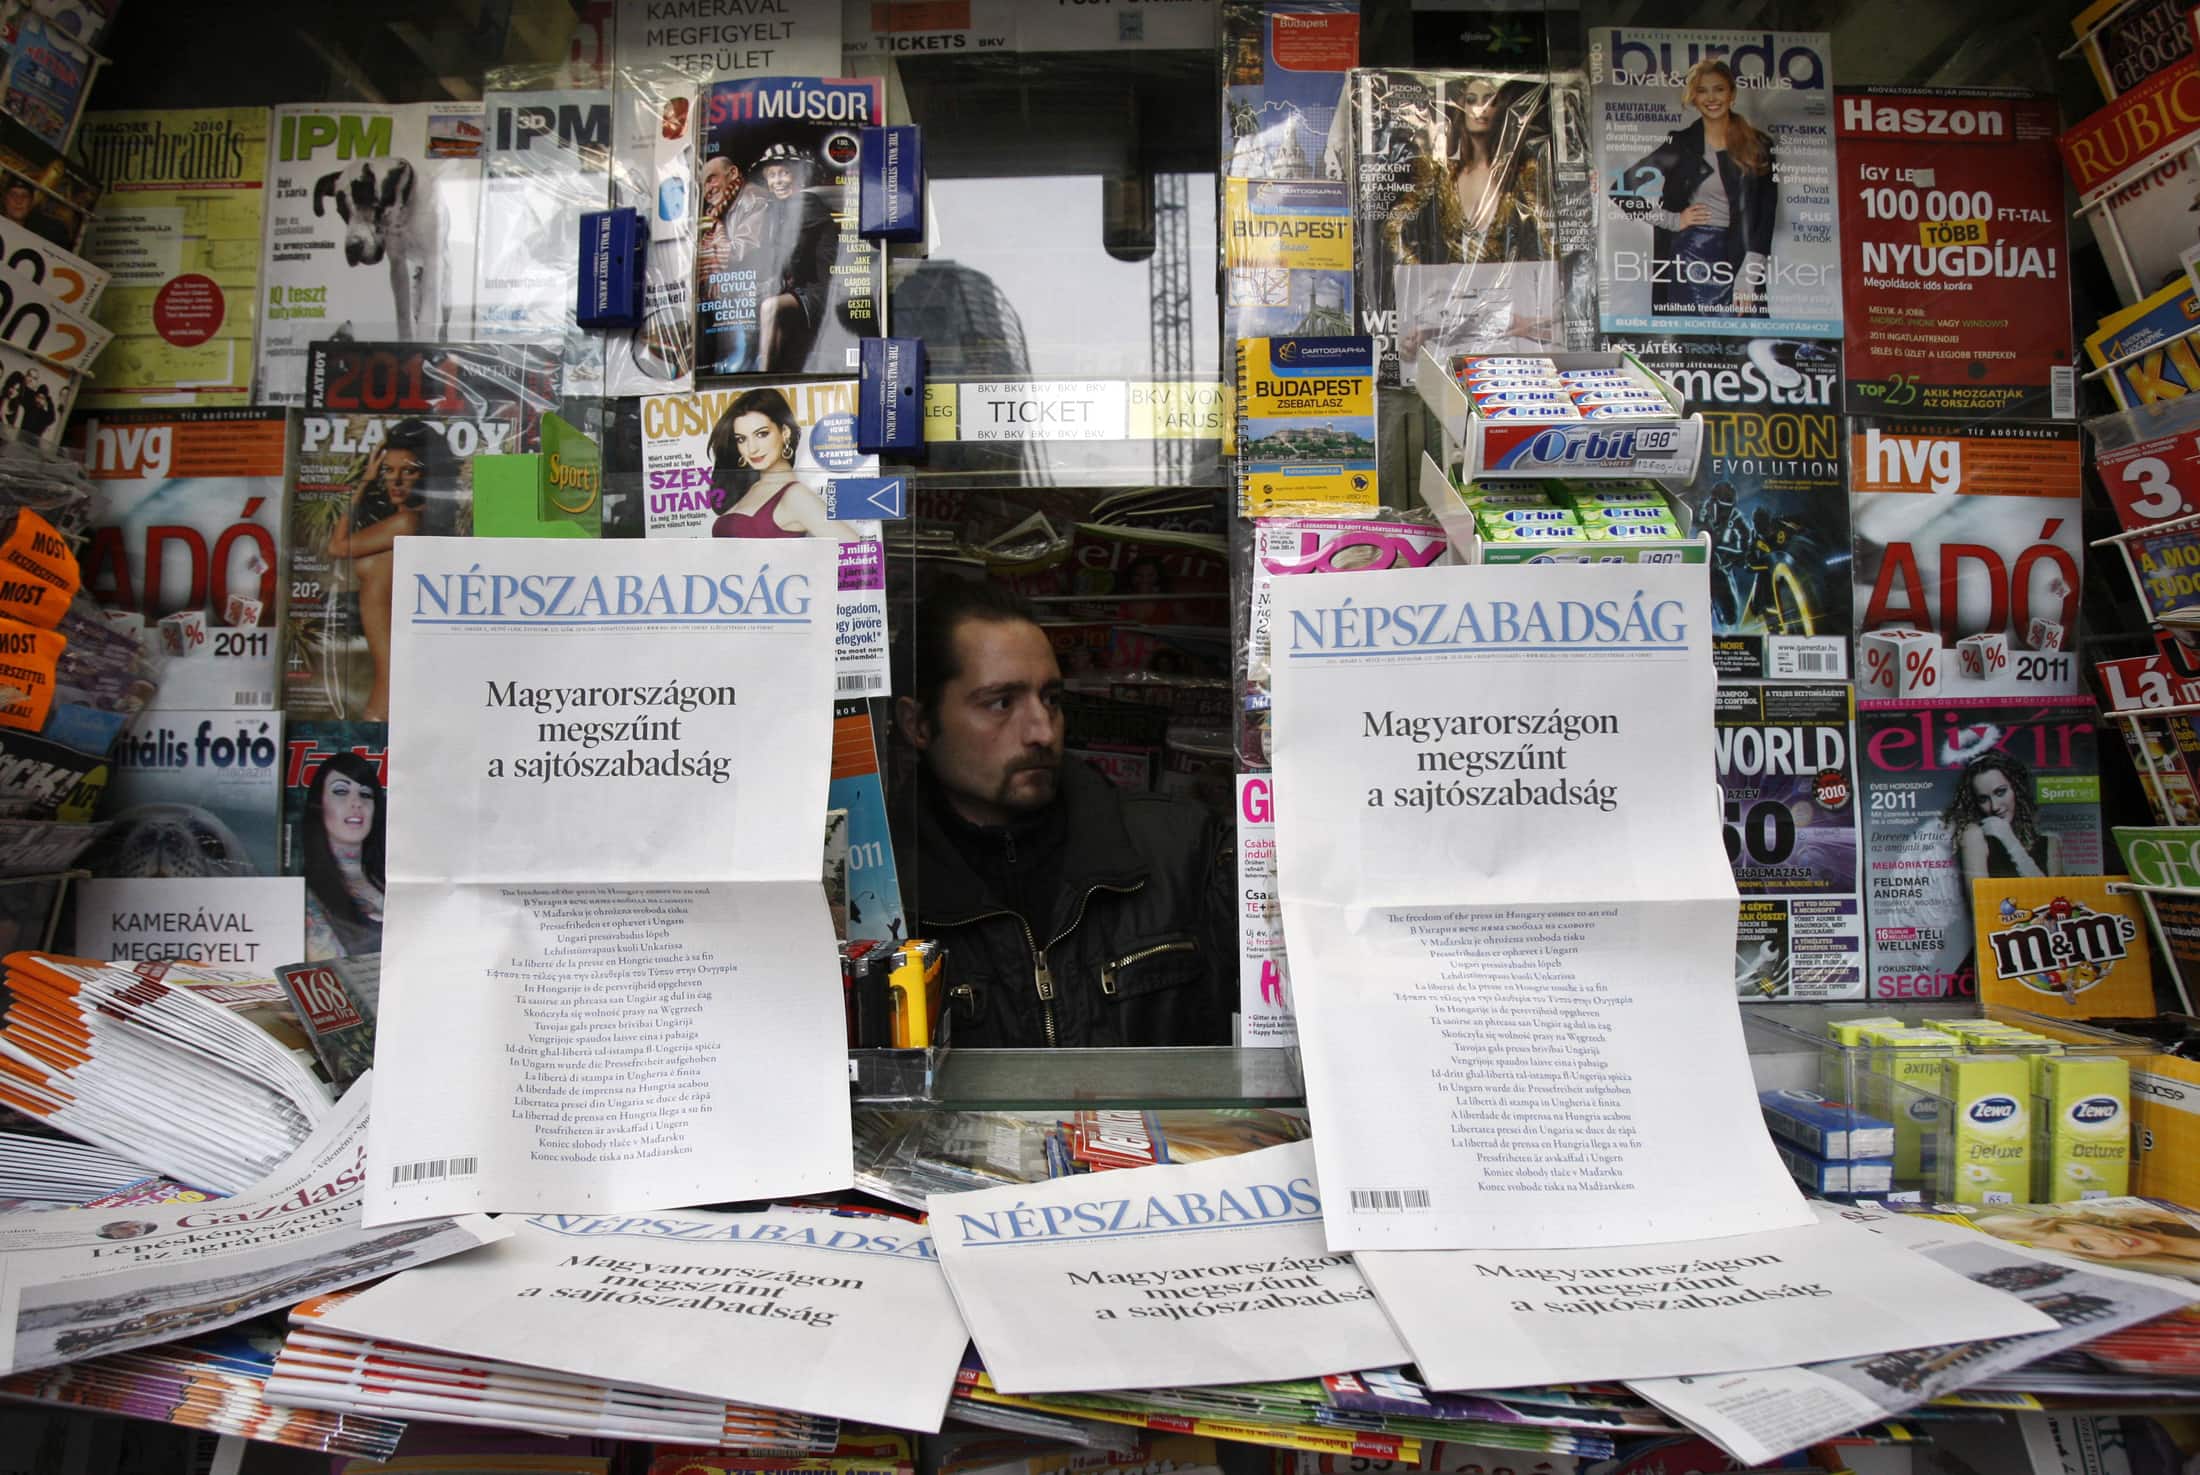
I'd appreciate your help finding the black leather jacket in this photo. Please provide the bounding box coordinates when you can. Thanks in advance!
[1627,117,1777,274]
[892,762,1235,1048]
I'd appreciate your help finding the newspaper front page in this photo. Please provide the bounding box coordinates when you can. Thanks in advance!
[1353,1205,2055,1390]
[365,538,851,1224]
[1268,562,1808,1249]
[315,1205,966,1431]
[932,1140,1408,1394]
[0,1077,503,1374]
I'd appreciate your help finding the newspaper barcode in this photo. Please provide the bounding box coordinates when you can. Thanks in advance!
[390,1156,478,1186]
[233,691,260,706]
[836,673,887,693]
[1351,1187,1431,1211]
[2051,366,2075,422]
[1792,650,1834,673]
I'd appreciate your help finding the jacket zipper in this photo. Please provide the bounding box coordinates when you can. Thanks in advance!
[1100,938,1196,996]
[932,880,1144,1047]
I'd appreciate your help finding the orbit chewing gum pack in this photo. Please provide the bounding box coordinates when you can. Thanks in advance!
[1938,1054,2032,1205]
[2041,1054,2130,1202]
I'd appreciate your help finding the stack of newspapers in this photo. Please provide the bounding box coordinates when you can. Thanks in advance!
[0,1326,405,1458]
[267,1291,844,1449]
[0,953,330,1194]
[0,1103,157,1207]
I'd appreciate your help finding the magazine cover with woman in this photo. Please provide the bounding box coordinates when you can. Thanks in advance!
[1589,30,1843,339]
[1334,67,1558,384]
[282,414,488,724]
[1857,696,2102,1002]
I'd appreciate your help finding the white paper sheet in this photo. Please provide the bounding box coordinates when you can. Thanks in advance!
[932,1140,1408,1393]
[0,1076,504,1374]
[1627,1205,2200,1466]
[315,1205,967,1432]
[1354,1209,2056,1391]
[366,538,851,1224]
[1268,562,1807,1248]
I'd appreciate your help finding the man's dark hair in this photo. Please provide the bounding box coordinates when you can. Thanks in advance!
[896,577,1045,721]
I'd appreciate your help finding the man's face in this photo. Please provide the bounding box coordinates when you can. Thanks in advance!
[2,184,31,222]
[702,159,736,212]
[906,617,1065,827]
[763,162,797,198]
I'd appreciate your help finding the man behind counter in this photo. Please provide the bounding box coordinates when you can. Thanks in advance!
[890,578,1234,1048]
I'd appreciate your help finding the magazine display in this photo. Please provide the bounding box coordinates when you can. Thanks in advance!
[2060,58,2200,309]
[1222,178,1354,347]
[1857,696,2103,1001]
[301,339,561,450]
[79,408,285,710]
[1715,683,1863,1002]
[75,107,267,407]
[1620,336,1850,680]
[1336,67,1557,384]
[1223,0,1354,180]
[1549,69,1600,350]
[2086,277,2200,411]
[827,699,903,947]
[0,1077,504,1376]
[476,82,611,396]
[274,954,378,1090]
[604,70,698,396]
[2072,0,2192,101]
[1589,30,1842,339]
[2098,652,2200,826]
[1835,89,2073,421]
[1849,420,2085,701]
[95,707,280,877]
[640,382,886,696]
[278,719,386,960]
[255,102,486,406]
[695,77,883,377]
[283,413,493,723]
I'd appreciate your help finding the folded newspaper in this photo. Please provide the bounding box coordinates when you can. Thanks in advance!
[0,1075,505,1375]
[311,1204,969,1431]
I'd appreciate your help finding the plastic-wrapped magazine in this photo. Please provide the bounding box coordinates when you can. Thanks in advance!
[1235,513,1446,767]
[93,707,280,877]
[0,113,97,250]
[0,340,76,447]
[640,382,886,696]
[1856,696,2102,1001]
[1849,420,2084,700]
[302,340,560,450]
[78,409,285,711]
[1334,68,1557,384]
[274,954,378,1090]
[1588,29,1842,339]
[1715,683,1862,1002]
[1548,69,1599,351]
[0,7,96,153]
[1222,0,1355,180]
[282,414,493,723]
[1616,337,1850,682]
[255,102,485,406]
[696,77,883,376]
[477,79,611,395]
[604,70,698,395]
[74,107,263,408]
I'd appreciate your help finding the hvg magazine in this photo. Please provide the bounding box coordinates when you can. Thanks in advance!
[1590,29,1842,338]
